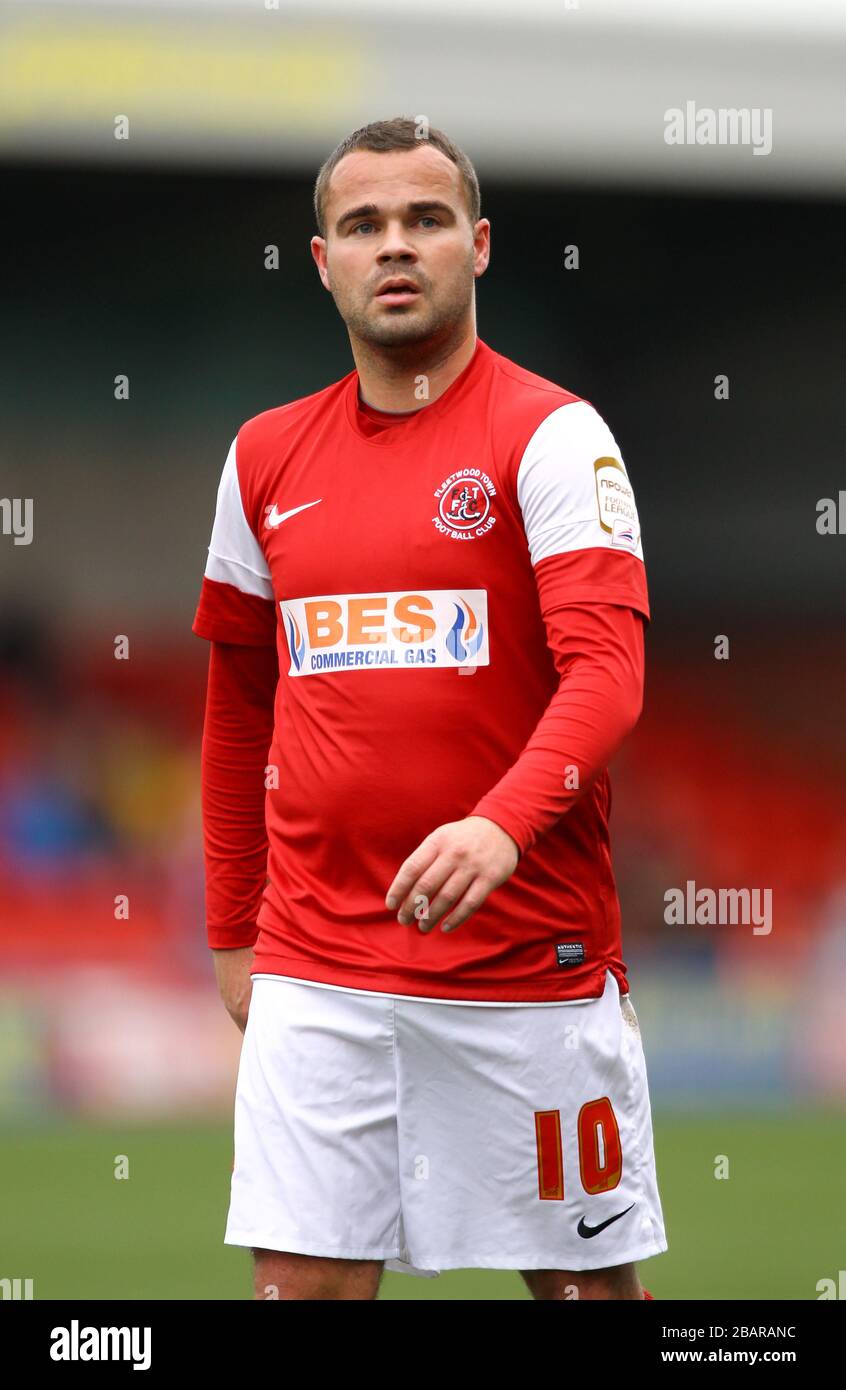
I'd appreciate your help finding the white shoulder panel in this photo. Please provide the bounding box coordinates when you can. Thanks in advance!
[515,401,644,565]
[204,437,274,600]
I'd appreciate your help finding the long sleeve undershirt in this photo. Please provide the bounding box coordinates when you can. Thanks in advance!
[199,639,277,949]
[199,602,645,950]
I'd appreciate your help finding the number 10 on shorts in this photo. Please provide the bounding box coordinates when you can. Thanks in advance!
[535,1099,622,1200]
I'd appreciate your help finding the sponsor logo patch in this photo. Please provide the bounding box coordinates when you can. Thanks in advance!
[280,589,489,676]
[594,456,639,539]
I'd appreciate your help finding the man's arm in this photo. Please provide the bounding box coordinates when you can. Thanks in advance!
[201,639,277,1031]
[469,599,645,858]
[192,431,279,1030]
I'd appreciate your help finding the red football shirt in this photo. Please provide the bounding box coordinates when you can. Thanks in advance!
[192,337,650,1002]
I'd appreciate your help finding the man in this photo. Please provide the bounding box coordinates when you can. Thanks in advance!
[192,116,666,1300]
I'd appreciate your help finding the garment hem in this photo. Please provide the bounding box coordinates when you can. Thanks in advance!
[249,956,628,1006]
[224,1229,668,1274]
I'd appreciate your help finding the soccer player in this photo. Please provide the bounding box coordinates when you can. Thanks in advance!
[192,117,666,1300]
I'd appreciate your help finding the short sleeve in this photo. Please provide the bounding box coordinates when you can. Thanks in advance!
[192,436,278,645]
[515,401,650,622]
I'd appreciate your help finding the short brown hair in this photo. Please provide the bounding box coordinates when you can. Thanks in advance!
[313,116,481,238]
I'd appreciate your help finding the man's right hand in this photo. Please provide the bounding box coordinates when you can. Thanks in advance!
[212,945,255,1034]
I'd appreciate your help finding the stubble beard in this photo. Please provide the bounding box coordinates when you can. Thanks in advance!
[332,261,475,352]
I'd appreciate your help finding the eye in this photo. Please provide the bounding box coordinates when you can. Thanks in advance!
[352,221,376,235]
[417,216,439,228]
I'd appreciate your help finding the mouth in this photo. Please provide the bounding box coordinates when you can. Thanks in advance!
[375,280,421,306]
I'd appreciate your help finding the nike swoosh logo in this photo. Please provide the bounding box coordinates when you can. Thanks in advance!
[577,1202,636,1238]
[265,500,322,528]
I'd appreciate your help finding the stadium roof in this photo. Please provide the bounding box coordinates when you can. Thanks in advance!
[2,0,844,196]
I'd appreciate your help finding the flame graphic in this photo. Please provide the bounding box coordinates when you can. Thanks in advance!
[286,611,305,670]
[446,599,484,662]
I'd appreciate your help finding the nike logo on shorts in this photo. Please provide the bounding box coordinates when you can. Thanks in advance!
[577,1202,636,1238]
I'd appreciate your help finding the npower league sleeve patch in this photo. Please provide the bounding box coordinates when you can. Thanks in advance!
[593,456,640,551]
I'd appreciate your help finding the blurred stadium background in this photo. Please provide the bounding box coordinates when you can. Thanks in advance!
[1,0,845,1300]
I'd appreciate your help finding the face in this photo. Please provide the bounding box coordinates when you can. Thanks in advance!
[311,145,490,350]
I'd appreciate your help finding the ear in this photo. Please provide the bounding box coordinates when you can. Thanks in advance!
[472,218,491,280]
[310,235,331,290]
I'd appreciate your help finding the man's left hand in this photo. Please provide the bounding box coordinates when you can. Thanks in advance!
[385,816,521,934]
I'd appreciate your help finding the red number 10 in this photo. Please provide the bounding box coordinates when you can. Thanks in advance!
[534,1097,622,1200]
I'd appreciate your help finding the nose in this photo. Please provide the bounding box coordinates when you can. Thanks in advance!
[376,219,418,263]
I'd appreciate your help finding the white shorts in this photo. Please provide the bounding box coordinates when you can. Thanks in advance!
[224,966,667,1276]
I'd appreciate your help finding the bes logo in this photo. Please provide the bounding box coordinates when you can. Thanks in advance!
[280,590,489,676]
[432,469,497,540]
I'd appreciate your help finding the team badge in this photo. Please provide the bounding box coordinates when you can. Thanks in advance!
[432,469,497,540]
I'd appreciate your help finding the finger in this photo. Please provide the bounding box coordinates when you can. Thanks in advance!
[441,877,489,932]
[386,840,440,913]
[411,866,476,934]
[396,858,455,928]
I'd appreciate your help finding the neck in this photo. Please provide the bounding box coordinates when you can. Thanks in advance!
[350,320,477,413]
